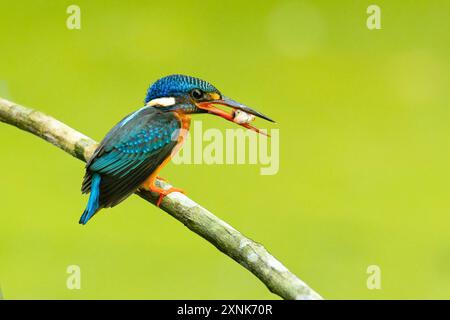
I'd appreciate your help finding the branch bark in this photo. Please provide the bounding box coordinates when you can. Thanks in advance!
[0,97,322,300]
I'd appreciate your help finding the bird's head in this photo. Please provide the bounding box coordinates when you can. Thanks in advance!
[144,74,274,135]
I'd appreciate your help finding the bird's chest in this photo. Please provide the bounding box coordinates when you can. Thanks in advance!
[173,113,191,153]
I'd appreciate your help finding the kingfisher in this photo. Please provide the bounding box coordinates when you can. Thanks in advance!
[79,74,274,225]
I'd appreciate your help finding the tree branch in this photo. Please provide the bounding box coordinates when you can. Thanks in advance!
[0,97,322,300]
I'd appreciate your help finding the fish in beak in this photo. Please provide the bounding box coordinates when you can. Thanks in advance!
[197,96,275,136]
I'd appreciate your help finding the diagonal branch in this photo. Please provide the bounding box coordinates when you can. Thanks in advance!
[0,97,322,300]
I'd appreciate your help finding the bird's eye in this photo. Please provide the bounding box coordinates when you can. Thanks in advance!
[191,89,204,100]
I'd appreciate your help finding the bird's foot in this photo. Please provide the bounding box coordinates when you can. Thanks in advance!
[141,176,185,206]
[156,176,168,182]
[147,183,185,207]
[155,187,185,207]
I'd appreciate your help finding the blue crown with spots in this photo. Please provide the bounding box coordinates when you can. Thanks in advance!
[144,74,220,103]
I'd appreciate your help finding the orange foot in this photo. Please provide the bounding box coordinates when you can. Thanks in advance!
[156,176,168,182]
[141,175,185,207]
[156,187,185,206]
[148,184,185,207]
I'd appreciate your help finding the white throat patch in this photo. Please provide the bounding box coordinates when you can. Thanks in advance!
[146,97,176,107]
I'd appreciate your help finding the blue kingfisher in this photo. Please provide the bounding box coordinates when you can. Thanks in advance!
[80,74,274,224]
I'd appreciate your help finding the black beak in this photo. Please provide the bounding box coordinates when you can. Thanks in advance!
[197,96,275,136]
[208,96,275,123]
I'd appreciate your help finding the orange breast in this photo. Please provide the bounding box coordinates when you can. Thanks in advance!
[141,112,191,189]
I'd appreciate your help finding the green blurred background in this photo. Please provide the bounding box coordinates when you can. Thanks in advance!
[1,0,449,299]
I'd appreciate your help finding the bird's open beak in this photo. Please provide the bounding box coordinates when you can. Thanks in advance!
[197,96,275,136]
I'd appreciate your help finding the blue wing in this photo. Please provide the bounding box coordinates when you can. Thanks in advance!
[81,107,181,217]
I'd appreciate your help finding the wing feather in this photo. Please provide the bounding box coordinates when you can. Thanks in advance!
[81,107,181,209]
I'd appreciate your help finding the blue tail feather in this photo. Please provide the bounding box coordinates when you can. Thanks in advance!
[79,173,101,225]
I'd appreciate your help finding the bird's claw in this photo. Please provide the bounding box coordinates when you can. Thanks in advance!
[156,187,185,207]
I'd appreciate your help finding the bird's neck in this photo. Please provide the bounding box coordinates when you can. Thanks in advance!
[173,111,191,131]
[172,112,191,156]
